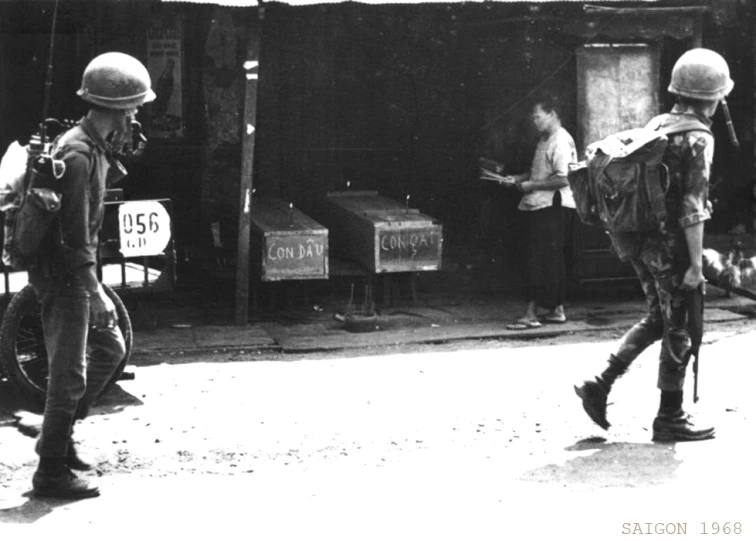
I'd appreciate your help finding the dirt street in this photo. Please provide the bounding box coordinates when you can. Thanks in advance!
[1,318,754,539]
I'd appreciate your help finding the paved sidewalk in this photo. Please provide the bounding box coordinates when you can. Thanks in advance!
[130,289,755,356]
[127,231,756,356]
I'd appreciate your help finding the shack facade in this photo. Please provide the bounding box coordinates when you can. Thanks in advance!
[1,0,753,313]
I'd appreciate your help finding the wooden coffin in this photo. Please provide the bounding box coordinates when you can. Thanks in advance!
[250,196,329,281]
[321,190,443,273]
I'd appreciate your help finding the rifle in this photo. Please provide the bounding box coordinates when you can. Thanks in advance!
[686,283,705,403]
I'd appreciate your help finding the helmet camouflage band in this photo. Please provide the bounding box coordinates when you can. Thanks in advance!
[77,52,156,110]
[668,48,734,101]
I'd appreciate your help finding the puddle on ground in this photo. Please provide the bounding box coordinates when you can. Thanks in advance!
[522,439,681,488]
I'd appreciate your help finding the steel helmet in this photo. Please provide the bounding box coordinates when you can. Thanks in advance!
[77,52,156,110]
[668,48,734,100]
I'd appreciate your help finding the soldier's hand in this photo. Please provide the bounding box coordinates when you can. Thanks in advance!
[682,265,706,291]
[90,285,118,330]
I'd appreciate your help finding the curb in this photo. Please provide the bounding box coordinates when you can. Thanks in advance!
[129,306,749,356]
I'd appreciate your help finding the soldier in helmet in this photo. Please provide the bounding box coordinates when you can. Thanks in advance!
[575,48,734,442]
[28,52,155,499]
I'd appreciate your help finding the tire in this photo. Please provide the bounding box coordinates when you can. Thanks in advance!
[0,283,133,406]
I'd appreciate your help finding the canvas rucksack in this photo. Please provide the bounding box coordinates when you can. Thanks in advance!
[568,113,712,235]
[0,135,77,271]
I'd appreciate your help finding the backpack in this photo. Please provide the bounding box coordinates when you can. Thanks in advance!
[0,138,67,270]
[568,114,712,235]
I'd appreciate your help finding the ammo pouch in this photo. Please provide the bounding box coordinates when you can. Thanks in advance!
[2,155,64,270]
[12,188,62,256]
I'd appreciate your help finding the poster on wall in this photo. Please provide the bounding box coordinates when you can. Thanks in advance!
[147,20,184,139]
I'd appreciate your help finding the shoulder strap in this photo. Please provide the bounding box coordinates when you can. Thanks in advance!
[59,140,95,155]
[648,112,712,137]
[52,124,96,158]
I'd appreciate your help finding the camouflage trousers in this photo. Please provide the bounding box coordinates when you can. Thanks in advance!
[613,231,691,391]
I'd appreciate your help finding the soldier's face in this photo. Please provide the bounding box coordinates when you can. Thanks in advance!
[702,100,719,118]
[122,108,138,125]
[109,108,139,152]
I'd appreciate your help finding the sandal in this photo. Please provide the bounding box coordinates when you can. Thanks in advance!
[506,318,542,330]
[541,307,567,324]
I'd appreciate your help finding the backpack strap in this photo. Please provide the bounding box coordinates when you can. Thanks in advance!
[51,132,97,188]
[645,112,711,226]
[647,112,713,137]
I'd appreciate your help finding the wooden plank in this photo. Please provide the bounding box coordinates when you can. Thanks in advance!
[573,44,659,283]
[234,12,263,326]
[576,44,660,153]
[250,196,327,235]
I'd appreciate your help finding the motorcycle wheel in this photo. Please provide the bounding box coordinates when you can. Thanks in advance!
[0,283,133,407]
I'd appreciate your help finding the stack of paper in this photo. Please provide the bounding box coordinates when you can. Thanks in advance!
[479,157,514,185]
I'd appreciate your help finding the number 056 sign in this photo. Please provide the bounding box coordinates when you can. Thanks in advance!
[118,201,172,258]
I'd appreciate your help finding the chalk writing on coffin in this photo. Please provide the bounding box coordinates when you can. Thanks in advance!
[379,231,440,261]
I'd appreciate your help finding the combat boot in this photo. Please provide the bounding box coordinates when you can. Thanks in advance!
[35,438,94,471]
[652,411,715,442]
[574,378,610,430]
[67,441,93,471]
[32,458,100,500]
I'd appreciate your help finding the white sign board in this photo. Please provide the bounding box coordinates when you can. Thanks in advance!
[118,200,171,258]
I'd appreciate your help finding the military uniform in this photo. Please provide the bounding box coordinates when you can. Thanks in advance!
[28,52,155,500]
[575,47,731,442]
[608,106,714,392]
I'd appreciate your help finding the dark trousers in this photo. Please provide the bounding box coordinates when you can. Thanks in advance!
[30,272,126,458]
[525,204,573,309]
[613,231,691,391]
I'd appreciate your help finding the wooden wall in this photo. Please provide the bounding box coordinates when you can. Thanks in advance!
[5,0,750,281]
[249,2,584,274]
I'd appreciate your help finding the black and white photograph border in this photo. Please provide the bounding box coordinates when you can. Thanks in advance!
[0,0,754,539]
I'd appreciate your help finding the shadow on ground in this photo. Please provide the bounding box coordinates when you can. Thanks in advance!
[0,493,78,524]
[0,378,143,427]
[520,436,681,488]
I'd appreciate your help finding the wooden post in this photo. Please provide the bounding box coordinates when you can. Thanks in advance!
[235,9,263,325]
[692,12,703,48]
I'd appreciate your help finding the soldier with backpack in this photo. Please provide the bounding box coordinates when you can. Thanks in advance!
[27,52,155,499]
[574,48,734,442]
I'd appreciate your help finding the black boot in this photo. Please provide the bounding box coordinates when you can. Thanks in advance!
[652,390,715,442]
[35,438,94,471]
[574,377,610,430]
[574,354,630,430]
[67,441,94,471]
[32,457,100,500]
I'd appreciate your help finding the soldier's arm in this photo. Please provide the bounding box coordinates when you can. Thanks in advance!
[683,222,705,281]
[58,150,99,296]
[680,132,715,288]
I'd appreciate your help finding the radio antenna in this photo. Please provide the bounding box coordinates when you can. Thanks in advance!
[40,0,61,144]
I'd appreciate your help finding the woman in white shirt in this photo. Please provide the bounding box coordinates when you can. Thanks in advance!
[503,97,577,329]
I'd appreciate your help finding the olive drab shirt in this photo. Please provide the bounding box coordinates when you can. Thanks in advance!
[34,117,127,296]
[654,108,714,231]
